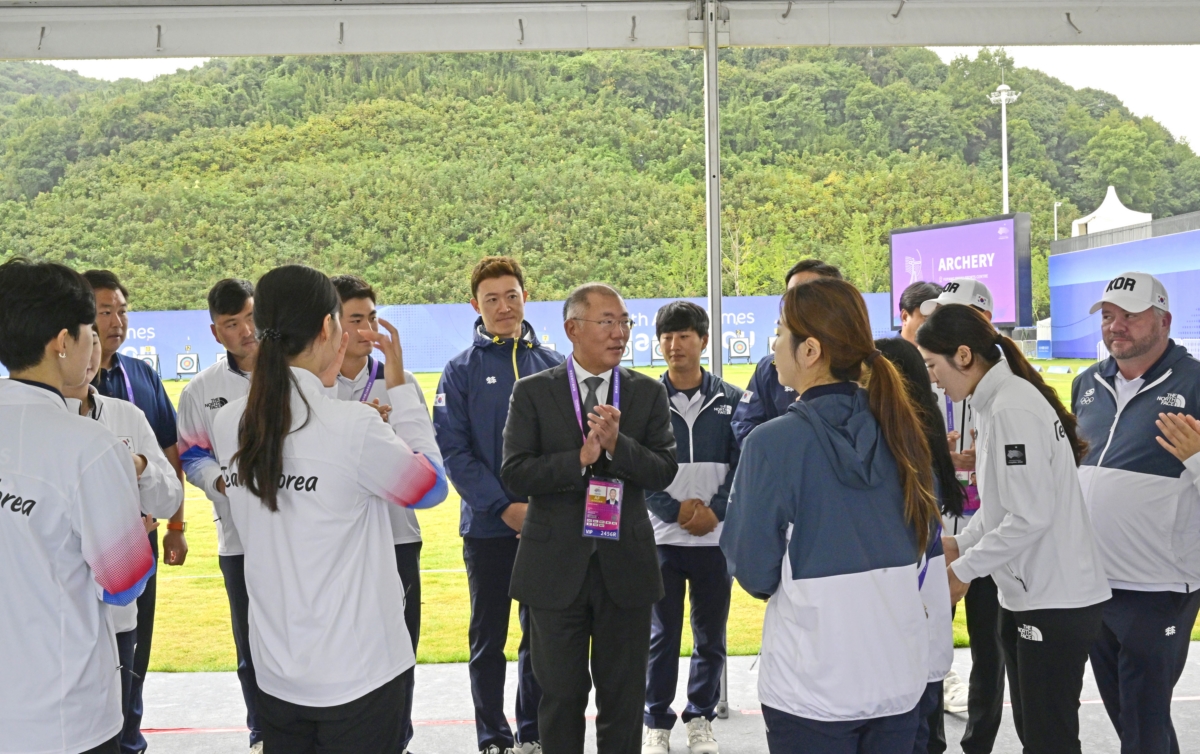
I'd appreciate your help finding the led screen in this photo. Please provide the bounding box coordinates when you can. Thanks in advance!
[890,214,1032,328]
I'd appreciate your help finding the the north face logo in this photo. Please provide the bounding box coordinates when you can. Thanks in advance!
[714,405,732,415]
[486,376,497,385]
[205,397,228,410]
[1158,394,1186,409]
[1018,624,1043,642]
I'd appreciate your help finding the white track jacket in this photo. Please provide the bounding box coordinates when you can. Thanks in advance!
[211,367,447,707]
[177,356,251,555]
[69,390,183,632]
[950,361,1111,612]
[0,379,155,754]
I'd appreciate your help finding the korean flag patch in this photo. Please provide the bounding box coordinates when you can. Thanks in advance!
[434,393,446,407]
[740,391,754,404]
[1004,444,1027,466]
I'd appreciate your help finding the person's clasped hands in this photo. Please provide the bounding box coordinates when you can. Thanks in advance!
[677,498,718,537]
[580,405,621,467]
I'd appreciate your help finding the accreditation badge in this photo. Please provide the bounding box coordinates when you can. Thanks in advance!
[583,477,622,540]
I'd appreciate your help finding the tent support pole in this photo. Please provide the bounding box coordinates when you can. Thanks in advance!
[703,0,731,719]
[703,0,723,381]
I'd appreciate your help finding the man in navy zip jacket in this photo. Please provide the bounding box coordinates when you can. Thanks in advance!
[731,260,841,446]
[642,302,741,754]
[1072,272,1200,754]
[433,256,564,754]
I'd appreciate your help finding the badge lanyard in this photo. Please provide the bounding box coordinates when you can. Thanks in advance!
[566,357,620,441]
[359,356,382,402]
[945,394,955,434]
[114,358,135,405]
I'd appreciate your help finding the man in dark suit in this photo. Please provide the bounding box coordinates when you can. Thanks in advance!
[502,282,678,754]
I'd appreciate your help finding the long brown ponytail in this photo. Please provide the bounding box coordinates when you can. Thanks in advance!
[233,265,340,512]
[916,304,1088,464]
[781,279,939,552]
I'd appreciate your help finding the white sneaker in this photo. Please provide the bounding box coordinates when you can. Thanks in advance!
[514,743,542,754]
[943,669,969,713]
[250,743,263,754]
[685,718,718,754]
[642,726,671,754]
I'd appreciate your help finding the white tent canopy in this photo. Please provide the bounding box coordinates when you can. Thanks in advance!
[1073,185,1154,237]
[4,1,1200,60]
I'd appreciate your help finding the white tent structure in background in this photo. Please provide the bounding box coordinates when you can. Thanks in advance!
[1073,185,1153,237]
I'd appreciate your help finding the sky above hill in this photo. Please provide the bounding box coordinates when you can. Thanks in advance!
[39,45,1200,149]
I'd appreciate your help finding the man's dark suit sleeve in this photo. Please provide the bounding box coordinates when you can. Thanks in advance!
[599,380,678,492]
[501,377,589,497]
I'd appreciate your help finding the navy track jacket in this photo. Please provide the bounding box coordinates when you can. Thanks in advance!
[434,318,565,538]
[646,369,743,527]
[1073,340,1200,589]
[720,382,927,720]
[730,353,798,447]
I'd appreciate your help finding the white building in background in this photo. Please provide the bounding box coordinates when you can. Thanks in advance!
[1073,185,1152,236]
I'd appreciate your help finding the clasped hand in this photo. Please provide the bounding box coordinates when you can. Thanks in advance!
[677,498,718,537]
[580,405,620,467]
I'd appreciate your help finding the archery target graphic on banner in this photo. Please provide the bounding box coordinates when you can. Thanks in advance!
[728,331,752,362]
[176,353,200,376]
[621,343,634,363]
[652,341,665,362]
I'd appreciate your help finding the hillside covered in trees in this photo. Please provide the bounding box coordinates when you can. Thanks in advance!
[1,48,1197,317]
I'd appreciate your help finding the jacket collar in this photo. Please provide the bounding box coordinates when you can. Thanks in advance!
[661,368,717,401]
[1,378,69,411]
[289,366,328,396]
[1098,339,1185,384]
[473,318,539,350]
[970,358,1014,411]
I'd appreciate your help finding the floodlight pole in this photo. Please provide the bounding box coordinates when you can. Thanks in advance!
[988,83,1021,214]
[704,0,723,381]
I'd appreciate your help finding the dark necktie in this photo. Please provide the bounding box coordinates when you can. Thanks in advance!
[581,376,604,435]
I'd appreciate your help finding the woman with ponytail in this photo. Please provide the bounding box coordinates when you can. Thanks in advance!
[916,304,1110,754]
[874,336,963,754]
[210,265,447,753]
[721,278,939,753]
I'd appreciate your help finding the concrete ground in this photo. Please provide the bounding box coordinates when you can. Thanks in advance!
[143,648,1200,753]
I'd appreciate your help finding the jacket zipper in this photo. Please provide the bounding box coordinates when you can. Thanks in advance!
[669,391,724,464]
[1093,369,1172,467]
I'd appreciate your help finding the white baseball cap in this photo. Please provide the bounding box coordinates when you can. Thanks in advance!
[919,278,994,316]
[1089,271,1169,314]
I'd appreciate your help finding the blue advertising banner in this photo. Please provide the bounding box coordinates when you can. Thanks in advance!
[1048,229,1200,359]
[0,292,893,379]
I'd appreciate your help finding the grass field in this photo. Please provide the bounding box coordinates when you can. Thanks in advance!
[151,357,1192,672]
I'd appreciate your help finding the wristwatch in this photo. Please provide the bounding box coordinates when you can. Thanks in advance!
[166,521,187,533]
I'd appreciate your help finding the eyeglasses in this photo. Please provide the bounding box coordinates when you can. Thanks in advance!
[572,317,635,331]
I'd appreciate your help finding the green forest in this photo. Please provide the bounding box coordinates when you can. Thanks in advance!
[1,48,1197,317]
